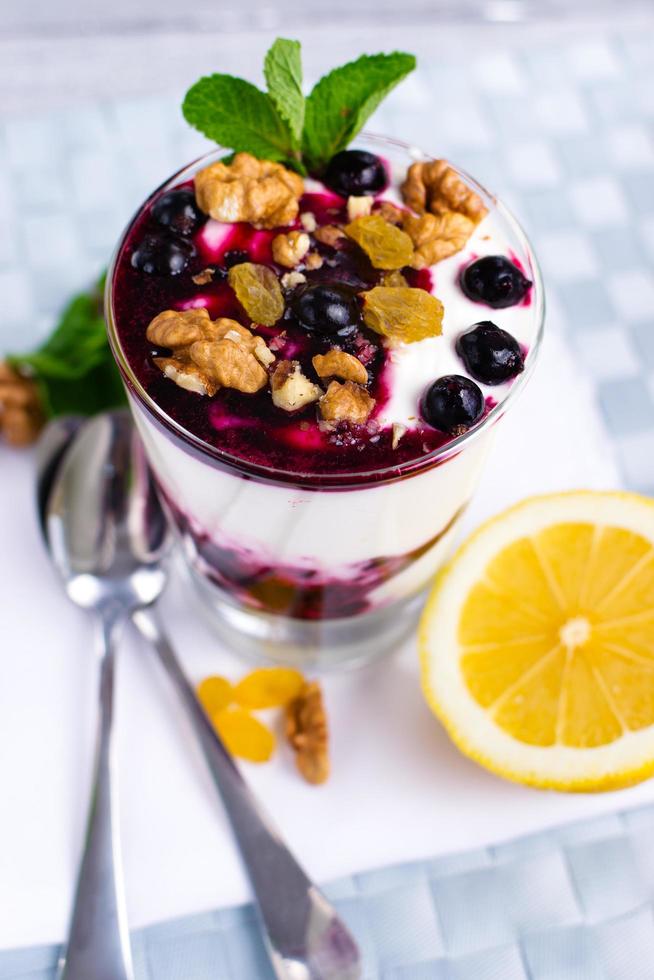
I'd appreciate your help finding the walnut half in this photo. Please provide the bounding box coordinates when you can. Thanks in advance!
[194,152,304,230]
[312,350,368,384]
[401,159,488,225]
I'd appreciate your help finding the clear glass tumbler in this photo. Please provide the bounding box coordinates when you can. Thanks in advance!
[106,135,544,669]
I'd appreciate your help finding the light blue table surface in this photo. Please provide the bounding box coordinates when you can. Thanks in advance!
[2,25,654,979]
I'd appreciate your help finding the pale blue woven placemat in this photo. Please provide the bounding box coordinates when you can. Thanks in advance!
[4,803,654,979]
[2,26,654,980]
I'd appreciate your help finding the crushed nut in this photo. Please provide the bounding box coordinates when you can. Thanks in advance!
[281,271,307,290]
[194,152,304,230]
[300,212,317,232]
[190,338,268,393]
[285,681,329,785]
[313,224,345,247]
[392,422,407,449]
[272,230,311,268]
[312,350,368,384]
[192,268,214,285]
[153,357,217,397]
[401,159,487,225]
[0,362,44,447]
[375,200,404,225]
[271,360,322,411]
[319,380,375,424]
[347,195,373,221]
[304,251,323,270]
[402,210,476,267]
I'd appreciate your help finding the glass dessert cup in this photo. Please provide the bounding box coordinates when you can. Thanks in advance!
[106,135,544,669]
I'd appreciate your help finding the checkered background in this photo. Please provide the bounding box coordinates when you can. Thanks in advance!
[1,32,654,496]
[2,27,654,980]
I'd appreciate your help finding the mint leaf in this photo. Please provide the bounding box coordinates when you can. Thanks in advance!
[264,38,305,148]
[302,52,416,172]
[183,75,296,164]
[9,272,126,418]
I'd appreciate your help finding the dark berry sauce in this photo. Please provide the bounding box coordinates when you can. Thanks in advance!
[111,181,449,476]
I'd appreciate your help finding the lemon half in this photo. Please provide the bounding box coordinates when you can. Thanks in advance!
[420,491,654,792]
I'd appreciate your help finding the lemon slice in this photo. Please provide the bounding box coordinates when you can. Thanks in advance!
[419,491,654,791]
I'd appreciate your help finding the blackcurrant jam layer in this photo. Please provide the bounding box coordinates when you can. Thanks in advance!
[112,183,453,476]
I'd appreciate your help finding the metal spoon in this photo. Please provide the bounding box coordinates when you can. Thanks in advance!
[39,412,361,980]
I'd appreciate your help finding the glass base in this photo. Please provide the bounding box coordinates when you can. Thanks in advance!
[182,560,424,670]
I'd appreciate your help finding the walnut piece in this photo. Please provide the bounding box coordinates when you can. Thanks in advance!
[312,350,368,384]
[0,361,43,447]
[285,681,329,785]
[271,361,322,411]
[375,200,404,225]
[147,309,274,395]
[402,210,476,268]
[304,252,323,270]
[392,422,406,449]
[194,152,304,230]
[281,270,307,290]
[192,268,214,285]
[313,224,345,247]
[401,159,487,225]
[319,380,375,424]
[154,357,218,397]
[272,230,311,268]
[347,195,373,221]
[300,212,317,232]
[190,338,268,393]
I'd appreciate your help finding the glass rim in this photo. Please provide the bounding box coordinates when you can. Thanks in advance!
[105,133,546,489]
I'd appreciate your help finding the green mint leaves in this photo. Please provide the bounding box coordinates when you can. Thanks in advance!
[264,38,304,149]
[302,52,416,172]
[9,273,126,418]
[182,39,416,175]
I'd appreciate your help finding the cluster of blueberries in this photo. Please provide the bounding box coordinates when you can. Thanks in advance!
[131,149,531,438]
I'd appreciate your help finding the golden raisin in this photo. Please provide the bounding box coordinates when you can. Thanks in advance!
[344,214,414,270]
[212,707,275,762]
[361,286,444,343]
[197,676,233,714]
[227,263,285,326]
[234,667,305,709]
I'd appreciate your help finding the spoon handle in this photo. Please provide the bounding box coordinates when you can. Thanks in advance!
[57,612,133,980]
[132,607,360,980]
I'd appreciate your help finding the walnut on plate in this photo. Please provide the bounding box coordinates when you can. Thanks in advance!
[402,210,476,268]
[285,681,329,785]
[0,362,44,446]
[194,152,304,230]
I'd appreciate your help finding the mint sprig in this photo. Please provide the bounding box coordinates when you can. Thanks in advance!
[182,39,416,175]
[264,38,304,149]
[302,52,416,172]
[8,273,126,418]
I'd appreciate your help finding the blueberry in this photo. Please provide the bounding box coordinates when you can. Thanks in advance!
[421,375,484,435]
[460,255,532,309]
[456,321,524,385]
[131,234,196,276]
[323,150,388,198]
[151,188,203,236]
[291,283,361,338]
[223,249,250,268]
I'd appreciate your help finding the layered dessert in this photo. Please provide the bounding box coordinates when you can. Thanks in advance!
[108,135,541,654]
